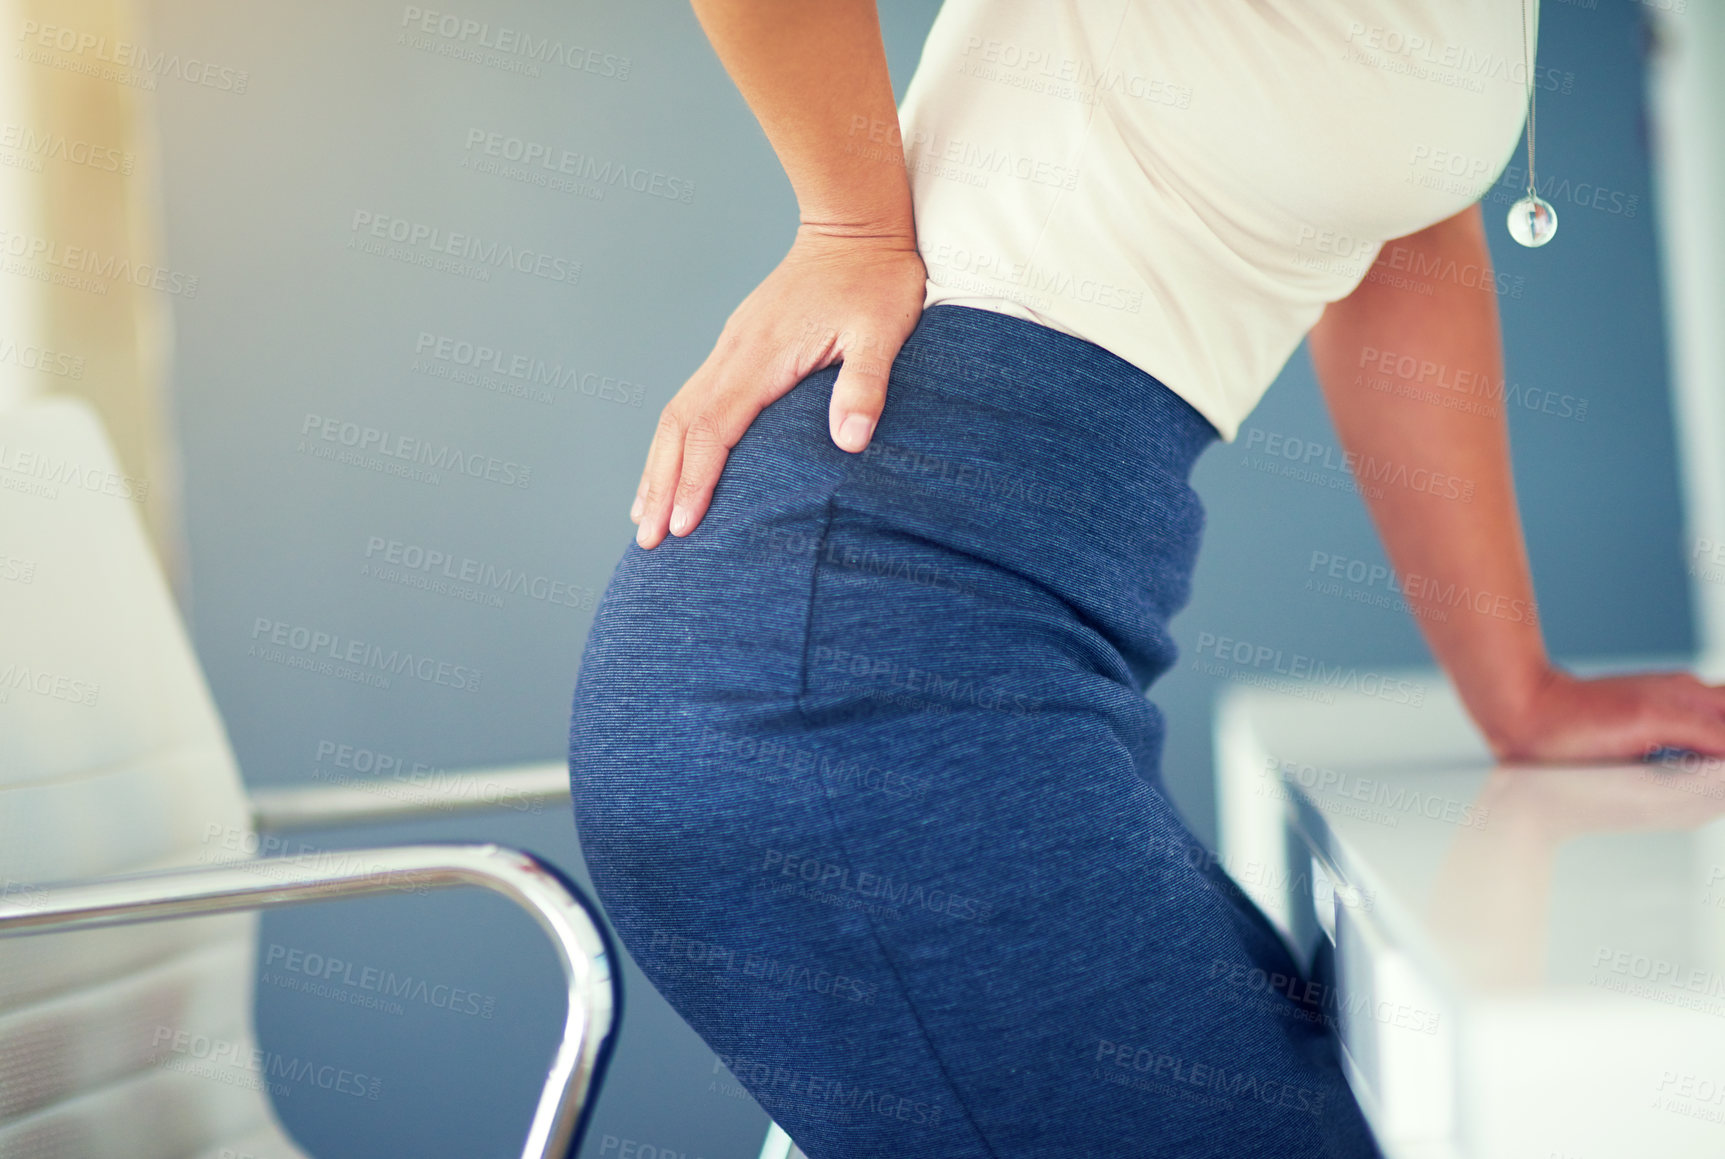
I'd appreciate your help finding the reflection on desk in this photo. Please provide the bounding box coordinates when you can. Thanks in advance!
[1215,659,1725,1159]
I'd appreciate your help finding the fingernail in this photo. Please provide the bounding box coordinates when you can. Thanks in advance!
[630,494,643,521]
[635,521,651,548]
[670,505,690,535]
[838,413,874,451]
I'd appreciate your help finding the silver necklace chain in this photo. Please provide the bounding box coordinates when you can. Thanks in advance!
[1506,0,1555,246]
[1522,0,1537,197]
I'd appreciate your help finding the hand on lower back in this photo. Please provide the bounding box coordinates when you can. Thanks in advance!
[630,223,926,549]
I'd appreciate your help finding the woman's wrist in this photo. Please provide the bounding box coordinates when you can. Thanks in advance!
[797,215,917,243]
[796,186,917,245]
[1462,654,1563,758]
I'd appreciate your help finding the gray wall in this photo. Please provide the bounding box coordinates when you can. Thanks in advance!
[144,1,1685,1156]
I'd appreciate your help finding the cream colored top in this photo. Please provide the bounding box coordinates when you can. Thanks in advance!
[895,0,1537,441]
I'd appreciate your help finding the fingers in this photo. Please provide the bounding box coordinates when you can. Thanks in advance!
[828,332,896,453]
[633,404,692,549]
[1639,706,1725,759]
[630,306,912,548]
[1678,673,1725,719]
[1629,673,1725,738]
[669,400,745,537]
[634,355,773,550]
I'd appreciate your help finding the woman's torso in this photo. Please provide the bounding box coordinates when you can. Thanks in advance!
[896,0,1537,441]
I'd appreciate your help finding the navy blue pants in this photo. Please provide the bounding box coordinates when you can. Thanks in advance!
[569,304,1380,1158]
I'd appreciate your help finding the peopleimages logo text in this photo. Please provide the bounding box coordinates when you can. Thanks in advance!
[399,7,631,78]
[250,618,481,692]
[16,21,250,92]
[1194,631,1427,706]
[300,413,531,488]
[348,210,580,286]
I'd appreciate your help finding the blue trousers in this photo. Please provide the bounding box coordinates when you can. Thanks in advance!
[569,304,1381,1158]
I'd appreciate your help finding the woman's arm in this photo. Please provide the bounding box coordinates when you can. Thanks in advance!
[633,0,926,549]
[688,0,910,235]
[1308,204,1725,761]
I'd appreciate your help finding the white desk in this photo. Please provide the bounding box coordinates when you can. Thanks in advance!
[1215,657,1725,1159]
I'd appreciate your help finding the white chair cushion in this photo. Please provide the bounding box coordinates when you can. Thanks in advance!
[0,397,300,1156]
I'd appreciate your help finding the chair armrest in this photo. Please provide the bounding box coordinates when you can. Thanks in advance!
[249,762,571,833]
[758,1122,798,1159]
[0,842,618,1159]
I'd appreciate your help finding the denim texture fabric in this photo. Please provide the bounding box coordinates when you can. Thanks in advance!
[569,304,1381,1158]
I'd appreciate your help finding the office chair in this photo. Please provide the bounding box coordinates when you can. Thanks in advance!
[0,394,618,1158]
[757,1122,808,1159]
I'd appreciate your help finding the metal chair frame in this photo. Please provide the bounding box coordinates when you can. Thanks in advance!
[0,764,618,1159]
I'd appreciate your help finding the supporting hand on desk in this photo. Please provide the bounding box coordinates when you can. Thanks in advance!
[1307,205,1719,765]
[1485,665,1725,764]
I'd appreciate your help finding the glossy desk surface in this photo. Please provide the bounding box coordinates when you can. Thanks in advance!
[1214,656,1725,1159]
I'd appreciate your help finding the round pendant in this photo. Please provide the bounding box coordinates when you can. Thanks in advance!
[1507,194,1558,247]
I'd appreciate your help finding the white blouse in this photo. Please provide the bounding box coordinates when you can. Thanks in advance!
[895,0,1538,441]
